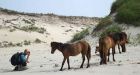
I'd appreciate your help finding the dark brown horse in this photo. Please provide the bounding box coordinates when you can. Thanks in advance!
[50,40,91,71]
[96,32,128,54]
[95,46,99,54]
[99,36,116,65]
[109,32,128,53]
[118,32,128,52]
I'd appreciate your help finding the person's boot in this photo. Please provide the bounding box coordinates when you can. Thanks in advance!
[13,66,18,71]
[14,65,22,71]
[18,65,23,71]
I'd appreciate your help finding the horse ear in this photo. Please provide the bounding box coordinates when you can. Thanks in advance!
[57,42,63,46]
[51,42,54,46]
[50,42,53,44]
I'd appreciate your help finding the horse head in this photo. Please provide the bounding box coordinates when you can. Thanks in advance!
[95,46,99,54]
[50,42,63,54]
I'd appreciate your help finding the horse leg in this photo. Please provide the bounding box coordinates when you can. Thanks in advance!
[103,53,107,64]
[112,47,116,61]
[105,56,107,64]
[114,47,116,54]
[107,49,110,62]
[124,44,126,52]
[60,57,66,71]
[100,59,103,65]
[122,44,126,52]
[80,54,85,68]
[86,54,90,68]
[100,52,103,65]
[100,55,103,65]
[118,44,121,54]
[67,57,71,69]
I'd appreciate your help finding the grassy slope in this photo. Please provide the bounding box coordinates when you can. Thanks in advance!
[92,0,140,36]
[112,0,140,26]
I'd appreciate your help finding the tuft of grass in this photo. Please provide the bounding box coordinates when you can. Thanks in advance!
[100,24,122,37]
[0,42,23,47]
[70,28,89,42]
[34,38,41,43]
[94,16,113,31]
[20,25,46,33]
[38,28,46,33]
[22,19,33,24]
[24,40,31,45]
[136,34,140,44]
[8,42,15,47]
[0,7,37,16]
[9,28,16,32]
[16,43,22,47]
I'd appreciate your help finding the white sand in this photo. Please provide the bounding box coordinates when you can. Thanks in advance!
[0,41,140,75]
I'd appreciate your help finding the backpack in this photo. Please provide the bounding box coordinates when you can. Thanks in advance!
[10,52,22,66]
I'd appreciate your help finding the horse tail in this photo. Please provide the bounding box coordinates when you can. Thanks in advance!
[87,44,91,59]
[99,42,104,65]
[125,33,129,43]
[100,42,104,59]
[99,37,107,64]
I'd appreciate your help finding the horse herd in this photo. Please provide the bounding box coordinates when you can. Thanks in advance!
[50,32,128,71]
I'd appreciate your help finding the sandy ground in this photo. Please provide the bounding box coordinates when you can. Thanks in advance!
[0,42,140,75]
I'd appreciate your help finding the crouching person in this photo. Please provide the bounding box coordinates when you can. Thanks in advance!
[10,49,30,71]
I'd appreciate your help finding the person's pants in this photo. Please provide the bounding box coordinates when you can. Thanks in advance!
[20,62,27,66]
[14,62,27,71]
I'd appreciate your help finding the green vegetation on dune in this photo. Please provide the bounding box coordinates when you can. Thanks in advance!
[70,28,89,42]
[92,0,140,36]
[0,7,37,16]
[20,25,46,34]
[110,0,127,14]
[94,16,113,31]
[100,24,122,38]
[111,0,140,26]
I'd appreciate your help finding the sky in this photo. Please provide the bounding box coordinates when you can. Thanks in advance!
[0,0,115,17]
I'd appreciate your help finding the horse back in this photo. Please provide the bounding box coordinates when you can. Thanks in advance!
[69,40,89,56]
[103,36,115,48]
[99,36,115,54]
[121,32,128,43]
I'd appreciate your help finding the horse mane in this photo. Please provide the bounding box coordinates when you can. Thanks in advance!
[108,32,123,44]
[62,43,74,51]
[51,42,72,51]
[51,42,63,48]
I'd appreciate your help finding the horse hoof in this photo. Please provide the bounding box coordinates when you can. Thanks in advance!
[104,62,107,64]
[107,60,110,62]
[68,68,71,70]
[100,62,102,65]
[80,66,83,68]
[59,69,63,71]
[86,65,90,68]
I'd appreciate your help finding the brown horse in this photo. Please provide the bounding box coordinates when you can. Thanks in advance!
[95,46,99,54]
[117,32,128,52]
[95,44,121,54]
[96,32,128,54]
[99,36,116,65]
[50,40,91,71]
[108,32,128,53]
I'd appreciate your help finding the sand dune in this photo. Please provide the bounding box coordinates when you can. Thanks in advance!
[0,10,140,75]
